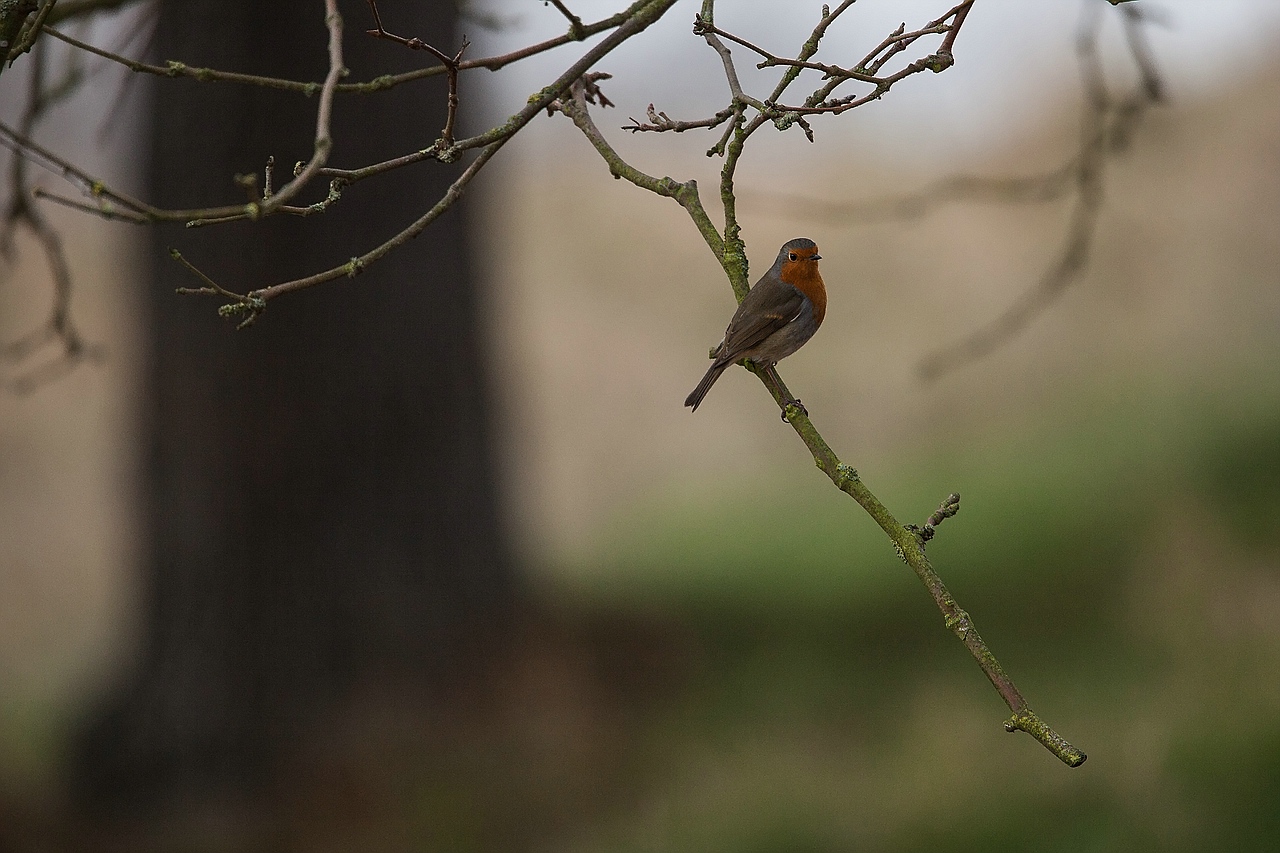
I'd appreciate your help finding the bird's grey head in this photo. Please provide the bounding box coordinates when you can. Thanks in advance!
[776,237,821,265]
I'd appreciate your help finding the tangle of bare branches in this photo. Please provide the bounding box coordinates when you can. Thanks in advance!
[0,0,1165,768]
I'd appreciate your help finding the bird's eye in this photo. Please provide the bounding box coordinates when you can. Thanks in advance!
[788,252,798,261]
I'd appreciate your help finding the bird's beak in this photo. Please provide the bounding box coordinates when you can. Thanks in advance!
[811,253,822,260]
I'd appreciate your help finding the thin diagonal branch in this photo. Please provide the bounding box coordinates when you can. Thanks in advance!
[754,361,1085,766]
[255,0,344,214]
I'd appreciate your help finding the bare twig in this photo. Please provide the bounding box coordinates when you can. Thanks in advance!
[631,0,962,148]
[4,4,348,227]
[907,493,962,545]
[623,103,735,135]
[693,13,767,113]
[364,0,470,147]
[258,0,344,213]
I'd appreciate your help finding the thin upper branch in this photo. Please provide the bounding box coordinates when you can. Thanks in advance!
[39,0,665,96]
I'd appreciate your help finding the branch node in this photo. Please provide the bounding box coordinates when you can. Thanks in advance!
[912,491,961,544]
[833,462,859,489]
[771,111,799,132]
[434,140,459,163]
[943,608,971,638]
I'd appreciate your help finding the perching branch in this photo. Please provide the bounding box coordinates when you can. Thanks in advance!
[556,0,1087,768]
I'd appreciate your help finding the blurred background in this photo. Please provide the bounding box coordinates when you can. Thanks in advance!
[1,0,1279,849]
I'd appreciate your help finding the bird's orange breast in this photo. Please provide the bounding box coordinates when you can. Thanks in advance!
[780,261,826,327]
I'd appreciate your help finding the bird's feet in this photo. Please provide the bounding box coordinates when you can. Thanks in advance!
[781,398,807,422]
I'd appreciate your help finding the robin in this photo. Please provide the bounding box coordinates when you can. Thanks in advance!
[685,237,825,413]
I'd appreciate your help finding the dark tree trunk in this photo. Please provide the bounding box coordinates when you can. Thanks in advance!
[74,0,515,818]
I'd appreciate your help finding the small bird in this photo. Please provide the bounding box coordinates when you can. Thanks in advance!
[685,237,826,412]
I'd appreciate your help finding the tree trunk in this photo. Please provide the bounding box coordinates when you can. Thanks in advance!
[74,0,514,817]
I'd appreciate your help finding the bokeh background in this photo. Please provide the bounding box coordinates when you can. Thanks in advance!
[2,0,1279,849]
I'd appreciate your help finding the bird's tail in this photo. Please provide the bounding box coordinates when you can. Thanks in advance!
[684,361,728,411]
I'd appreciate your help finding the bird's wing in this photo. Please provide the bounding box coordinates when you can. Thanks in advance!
[716,281,804,363]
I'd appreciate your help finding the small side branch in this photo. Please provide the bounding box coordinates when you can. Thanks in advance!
[170,250,264,329]
[364,0,468,148]
[908,492,961,545]
[623,103,736,135]
[257,0,344,213]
